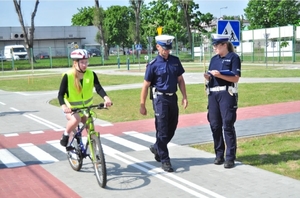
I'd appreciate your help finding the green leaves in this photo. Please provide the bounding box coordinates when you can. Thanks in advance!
[244,0,300,29]
[71,7,94,26]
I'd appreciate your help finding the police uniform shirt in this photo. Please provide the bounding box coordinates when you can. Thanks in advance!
[208,52,241,87]
[144,54,185,93]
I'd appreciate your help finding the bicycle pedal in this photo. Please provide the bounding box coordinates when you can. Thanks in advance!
[66,146,75,151]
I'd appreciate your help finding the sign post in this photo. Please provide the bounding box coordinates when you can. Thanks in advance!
[136,44,142,71]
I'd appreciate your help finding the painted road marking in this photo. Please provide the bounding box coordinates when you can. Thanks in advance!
[18,143,59,163]
[123,131,177,147]
[102,145,225,198]
[101,133,148,151]
[0,149,26,168]
[46,140,67,153]
[4,133,19,137]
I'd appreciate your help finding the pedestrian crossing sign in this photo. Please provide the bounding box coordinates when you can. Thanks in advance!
[217,20,240,46]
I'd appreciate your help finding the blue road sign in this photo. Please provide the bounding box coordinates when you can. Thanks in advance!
[217,20,240,46]
[136,44,142,50]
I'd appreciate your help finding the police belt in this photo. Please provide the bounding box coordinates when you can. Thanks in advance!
[156,91,174,96]
[209,86,237,93]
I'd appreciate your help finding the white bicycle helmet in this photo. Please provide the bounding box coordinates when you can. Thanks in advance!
[70,49,89,60]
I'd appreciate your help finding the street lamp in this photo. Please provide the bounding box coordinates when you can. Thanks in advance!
[220,6,227,18]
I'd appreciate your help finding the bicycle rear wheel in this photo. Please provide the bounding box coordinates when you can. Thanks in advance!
[90,134,107,188]
[67,137,83,171]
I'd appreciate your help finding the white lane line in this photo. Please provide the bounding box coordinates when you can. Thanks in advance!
[123,131,177,147]
[0,102,6,105]
[0,149,26,168]
[4,133,19,137]
[101,133,148,151]
[10,107,64,131]
[23,114,60,130]
[27,114,64,130]
[98,123,113,127]
[18,143,59,163]
[10,107,19,111]
[102,145,224,198]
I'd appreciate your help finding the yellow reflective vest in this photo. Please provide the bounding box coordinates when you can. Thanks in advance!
[64,69,94,108]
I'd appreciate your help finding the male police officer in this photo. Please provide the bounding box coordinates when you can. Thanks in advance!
[204,34,241,169]
[140,34,188,172]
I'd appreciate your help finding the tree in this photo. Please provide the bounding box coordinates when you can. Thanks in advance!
[223,15,246,31]
[176,0,214,50]
[94,0,108,59]
[129,0,144,46]
[13,0,39,63]
[244,0,300,29]
[140,0,184,53]
[104,6,134,51]
[141,0,213,51]
[71,7,94,26]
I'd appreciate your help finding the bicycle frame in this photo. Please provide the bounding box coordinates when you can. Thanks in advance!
[69,108,100,162]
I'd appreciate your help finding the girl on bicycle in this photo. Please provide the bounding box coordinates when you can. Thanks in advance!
[57,49,112,147]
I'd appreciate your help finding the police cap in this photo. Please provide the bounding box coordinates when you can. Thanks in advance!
[155,35,175,50]
[211,34,230,45]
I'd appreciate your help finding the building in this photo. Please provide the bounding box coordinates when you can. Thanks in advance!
[0,26,99,56]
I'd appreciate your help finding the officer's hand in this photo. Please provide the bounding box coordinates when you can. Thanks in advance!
[140,106,147,115]
[204,73,211,81]
[209,70,221,77]
[182,98,188,109]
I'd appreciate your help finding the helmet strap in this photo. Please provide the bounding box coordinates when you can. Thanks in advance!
[76,60,86,73]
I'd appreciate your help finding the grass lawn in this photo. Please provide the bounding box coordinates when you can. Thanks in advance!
[192,130,300,180]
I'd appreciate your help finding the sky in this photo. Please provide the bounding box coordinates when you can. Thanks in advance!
[0,0,249,27]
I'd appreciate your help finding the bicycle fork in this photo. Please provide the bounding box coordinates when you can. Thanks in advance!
[88,132,100,164]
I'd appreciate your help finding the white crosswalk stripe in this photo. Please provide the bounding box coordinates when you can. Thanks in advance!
[123,131,177,147]
[0,149,26,168]
[46,140,67,153]
[101,133,148,151]
[18,143,59,163]
[0,131,177,168]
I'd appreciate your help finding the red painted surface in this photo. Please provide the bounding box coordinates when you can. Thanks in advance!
[0,165,80,198]
[0,101,299,198]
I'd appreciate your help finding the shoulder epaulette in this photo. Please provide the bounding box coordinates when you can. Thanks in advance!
[147,58,157,66]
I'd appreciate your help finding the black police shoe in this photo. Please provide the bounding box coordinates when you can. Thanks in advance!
[149,145,161,162]
[162,161,174,172]
[214,157,225,165]
[60,134,69,147]
[224,160,235,168]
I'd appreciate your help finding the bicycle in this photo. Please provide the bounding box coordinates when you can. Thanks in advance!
[66,103,108,188]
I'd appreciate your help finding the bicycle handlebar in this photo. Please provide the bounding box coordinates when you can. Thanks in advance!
[71,103,112,114]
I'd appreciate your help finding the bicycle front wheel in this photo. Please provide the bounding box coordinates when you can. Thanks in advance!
[90,134,107,188]
[67,137,83,171]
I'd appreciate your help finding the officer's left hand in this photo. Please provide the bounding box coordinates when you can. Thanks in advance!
[209,70,221,77]
[182,98,188,109]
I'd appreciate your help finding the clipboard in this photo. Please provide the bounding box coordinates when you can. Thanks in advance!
[219,70,235,76]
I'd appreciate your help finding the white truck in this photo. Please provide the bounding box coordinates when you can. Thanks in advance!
[4,45,28,61]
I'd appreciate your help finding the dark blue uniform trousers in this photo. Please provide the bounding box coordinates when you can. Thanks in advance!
[152,94,178,163]
[207,91,237,161]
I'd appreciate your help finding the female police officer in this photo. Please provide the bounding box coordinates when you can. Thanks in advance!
[204,34,241,169]
[140,35,188,172]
